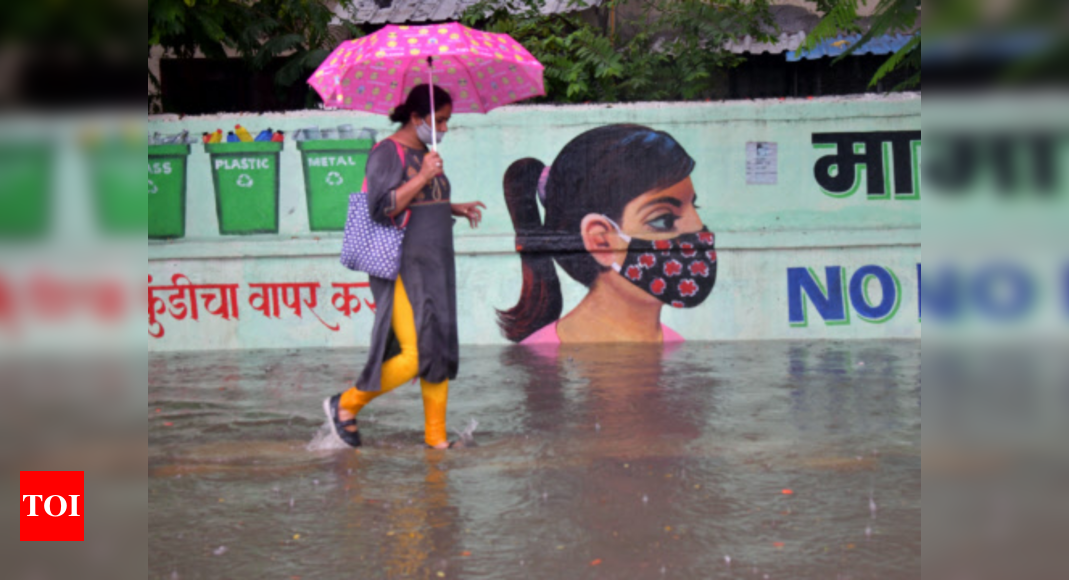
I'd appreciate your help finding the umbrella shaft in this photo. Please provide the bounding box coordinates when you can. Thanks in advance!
[428,57,437,152]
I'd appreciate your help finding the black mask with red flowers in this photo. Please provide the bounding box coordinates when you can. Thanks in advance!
[603,216,718,309]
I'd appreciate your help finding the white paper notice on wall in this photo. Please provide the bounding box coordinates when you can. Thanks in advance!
[746,141,778,185]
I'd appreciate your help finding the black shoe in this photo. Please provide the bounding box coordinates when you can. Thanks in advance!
[323,395,362,448]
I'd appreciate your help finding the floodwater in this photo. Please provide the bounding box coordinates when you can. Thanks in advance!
[149,340,920,579]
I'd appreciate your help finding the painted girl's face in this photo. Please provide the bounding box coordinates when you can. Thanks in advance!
[618,176,703,239]
[581,176,707,304]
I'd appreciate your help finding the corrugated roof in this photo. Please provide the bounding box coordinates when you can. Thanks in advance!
[786,33,916,61]
[724,4,820,55]
[724,4,917,58]
[335,0,600,25]
[724,31,809,56]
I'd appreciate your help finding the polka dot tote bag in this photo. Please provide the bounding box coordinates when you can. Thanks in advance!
[340,140,410,280]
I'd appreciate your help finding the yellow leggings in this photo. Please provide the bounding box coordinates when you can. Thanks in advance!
[339,276,449,447]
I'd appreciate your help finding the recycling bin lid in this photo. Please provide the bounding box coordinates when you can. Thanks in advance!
[297,138,375,152]
[149,144,191,156]
[205,141,284,154]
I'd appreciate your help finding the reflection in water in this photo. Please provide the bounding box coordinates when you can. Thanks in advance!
[150,341,919,579]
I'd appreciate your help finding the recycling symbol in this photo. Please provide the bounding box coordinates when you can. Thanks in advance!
[236,174,254,188]
[325,171,344,187]
[148,179,158,195]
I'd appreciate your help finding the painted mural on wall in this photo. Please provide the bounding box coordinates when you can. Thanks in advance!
[812,131,921,200]
[497,125,716,345]
[148,274,375,339]
[145,98,925,351]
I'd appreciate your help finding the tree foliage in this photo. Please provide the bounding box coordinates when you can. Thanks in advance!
[149,0,360,110]
[149,0,777,109]
[462,0,776,103]
[802,0,920,90]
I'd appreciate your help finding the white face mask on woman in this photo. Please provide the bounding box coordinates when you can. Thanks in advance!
[416,119,444,146]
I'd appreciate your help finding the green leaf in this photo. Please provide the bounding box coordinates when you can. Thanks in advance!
[869,34,920,87]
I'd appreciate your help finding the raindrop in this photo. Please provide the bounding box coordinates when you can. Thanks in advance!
[642,494,649,505]
[289,497,295,509]
[865,526,872,538]
[660,565,666,575]
[313,479,320,486]
[272,486,280,493]
[869,496,878,518]
[594,423,601,432]
[171,570,179,580]
[542,491,548,501]
[213,546,228,556]
[857,361,865,367]
[348,469,353,475]
[724,555,731,566]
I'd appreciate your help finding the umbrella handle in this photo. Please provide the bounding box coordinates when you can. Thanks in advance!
[427,57,437,153]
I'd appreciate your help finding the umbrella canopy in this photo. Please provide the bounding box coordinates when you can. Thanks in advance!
[308,23,545,115]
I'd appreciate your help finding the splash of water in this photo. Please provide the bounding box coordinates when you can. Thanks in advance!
[453,418,479,446]
[306,421,352,452]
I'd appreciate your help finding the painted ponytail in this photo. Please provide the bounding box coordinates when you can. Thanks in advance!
[496,158,563,343]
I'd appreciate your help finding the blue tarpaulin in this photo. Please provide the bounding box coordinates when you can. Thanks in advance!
[787,33,916,62]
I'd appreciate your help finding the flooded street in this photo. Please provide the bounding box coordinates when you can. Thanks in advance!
[149,340,920,579]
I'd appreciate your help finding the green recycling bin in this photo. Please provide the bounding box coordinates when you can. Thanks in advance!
[298,138,375,231]
[147,144,189,239]
[93,140,148,237]
[0,143,52,239]
[205,141,283,235]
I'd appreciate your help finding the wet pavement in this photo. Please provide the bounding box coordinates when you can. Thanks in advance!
[149,340,920,579]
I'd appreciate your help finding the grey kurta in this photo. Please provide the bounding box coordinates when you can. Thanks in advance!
[355,139,459,392]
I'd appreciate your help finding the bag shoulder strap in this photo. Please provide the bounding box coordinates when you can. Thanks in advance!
[375,138,405,167]
[361,138,407,192]
[378,139,411,229]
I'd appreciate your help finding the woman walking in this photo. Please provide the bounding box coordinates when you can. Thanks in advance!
[325,85,485,449]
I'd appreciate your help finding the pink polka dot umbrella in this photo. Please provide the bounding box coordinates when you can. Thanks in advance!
[308,23,545,123]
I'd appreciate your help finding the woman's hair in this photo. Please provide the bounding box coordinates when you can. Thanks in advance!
[389,84,453,124]
[497,124,696,342]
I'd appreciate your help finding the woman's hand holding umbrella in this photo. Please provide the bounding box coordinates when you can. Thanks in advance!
[420,150,444,180]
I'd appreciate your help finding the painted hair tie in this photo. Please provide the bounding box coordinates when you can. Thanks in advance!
[537,165,551,205]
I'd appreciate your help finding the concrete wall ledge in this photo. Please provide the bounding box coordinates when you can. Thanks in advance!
[148,227,920,261]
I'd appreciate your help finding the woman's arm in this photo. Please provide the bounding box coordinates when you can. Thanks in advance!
[451,201,486,228]
[386,150,443,218]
